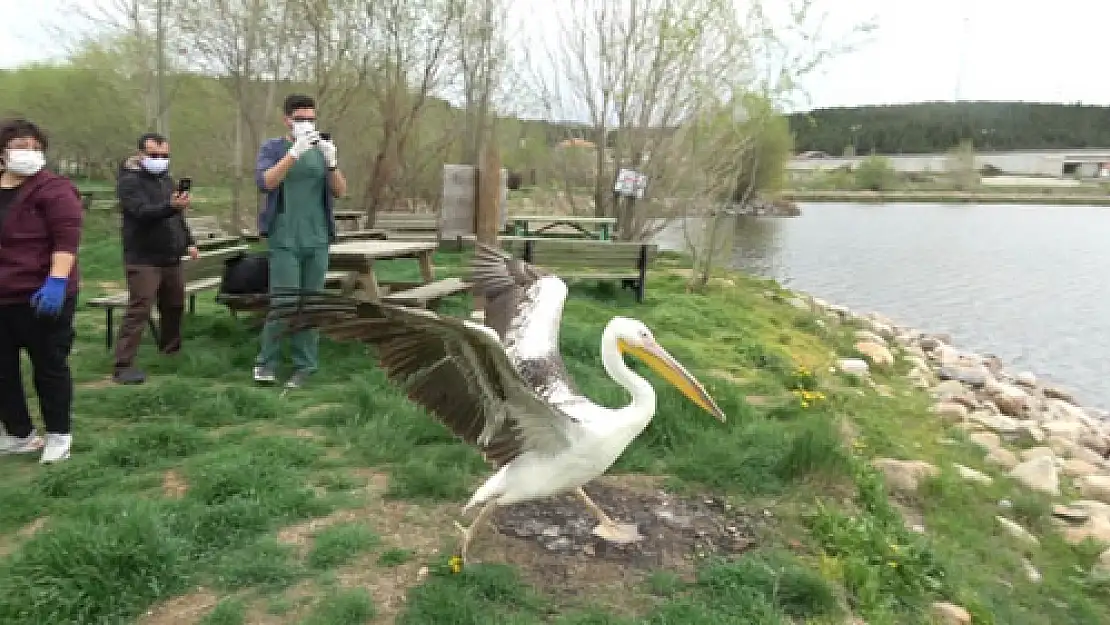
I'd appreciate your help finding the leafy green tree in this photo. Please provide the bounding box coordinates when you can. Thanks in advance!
[853,156,898,191]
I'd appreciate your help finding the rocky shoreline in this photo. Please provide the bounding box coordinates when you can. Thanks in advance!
[788,293,1110,615]
[710,195,802,218]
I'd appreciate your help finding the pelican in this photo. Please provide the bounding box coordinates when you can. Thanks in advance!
[268,243,727,564]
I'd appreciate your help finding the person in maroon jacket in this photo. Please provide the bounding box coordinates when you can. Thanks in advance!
[0,118,83,463]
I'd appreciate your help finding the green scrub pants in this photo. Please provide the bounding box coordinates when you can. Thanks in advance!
[256,245,329,372]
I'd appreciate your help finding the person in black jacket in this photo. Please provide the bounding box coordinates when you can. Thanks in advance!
[112,132,198,385]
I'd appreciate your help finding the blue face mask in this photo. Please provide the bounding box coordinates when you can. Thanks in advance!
[141,157,169,174]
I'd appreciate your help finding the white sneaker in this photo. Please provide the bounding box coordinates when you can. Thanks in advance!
[40,433,72,464]
[253,365,276,384]
[0,431,44,455]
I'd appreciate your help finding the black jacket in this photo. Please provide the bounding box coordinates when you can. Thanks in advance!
[116,156,195,266]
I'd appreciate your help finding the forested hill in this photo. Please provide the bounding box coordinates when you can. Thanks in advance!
[787,101,1110,154]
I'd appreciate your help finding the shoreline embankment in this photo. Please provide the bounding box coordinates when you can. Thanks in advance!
[786,291,1110,548]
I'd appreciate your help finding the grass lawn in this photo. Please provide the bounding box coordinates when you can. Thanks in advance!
[0,211,1107,624]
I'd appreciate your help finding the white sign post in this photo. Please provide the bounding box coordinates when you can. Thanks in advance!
[613,168,648,199]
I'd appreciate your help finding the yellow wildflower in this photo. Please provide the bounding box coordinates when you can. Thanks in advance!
[449,555,463,574]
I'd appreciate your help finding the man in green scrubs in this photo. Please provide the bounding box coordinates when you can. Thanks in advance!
[253,94,347,389]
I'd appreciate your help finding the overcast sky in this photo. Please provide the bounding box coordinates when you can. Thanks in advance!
[1,0,1106,111]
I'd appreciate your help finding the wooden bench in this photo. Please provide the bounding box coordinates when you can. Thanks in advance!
[215,275,470,314]
[333,229,388,242]
[333,210,365,232]
[374,212,440,241]
[194,235,243,251]
[382,277,471,309]
[79,190,114,211]
[186,216,228,241]
[86,245,250,350]
[501,238,657,303]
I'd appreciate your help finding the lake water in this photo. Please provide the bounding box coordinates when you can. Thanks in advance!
[654,203,1110,411]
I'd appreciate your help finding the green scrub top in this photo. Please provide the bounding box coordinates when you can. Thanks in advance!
[269,141,329,249]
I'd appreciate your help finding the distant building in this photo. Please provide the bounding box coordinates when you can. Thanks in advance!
[556,138,596,149]
[786,148,1110,178]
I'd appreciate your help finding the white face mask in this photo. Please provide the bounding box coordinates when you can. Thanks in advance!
[142,157,170,175]
[4,149,45,176]
[291,120,316,138]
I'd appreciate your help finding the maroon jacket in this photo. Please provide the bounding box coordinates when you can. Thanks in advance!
[0,169,83,304]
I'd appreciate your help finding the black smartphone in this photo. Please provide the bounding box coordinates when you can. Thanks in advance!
[318,132,331,142]
[177,177,192,193]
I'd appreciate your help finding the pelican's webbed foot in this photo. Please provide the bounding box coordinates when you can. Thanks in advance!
[453,501,497,565]
[591,521,644,544]
[575,486,645,545]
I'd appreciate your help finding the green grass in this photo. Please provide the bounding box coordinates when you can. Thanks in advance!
[0,210,1107,623]
[307,522,379,569]
[201,599,248,625]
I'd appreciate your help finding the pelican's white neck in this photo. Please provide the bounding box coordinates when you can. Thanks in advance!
[601,321,655,417]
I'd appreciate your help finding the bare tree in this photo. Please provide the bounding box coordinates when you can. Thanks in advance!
[676,96,772,290]
[520,0,753,237]
[355,0,462,220]
[56,0,188,132]
[519,0,874,243]
[173,0,301,229]
[453,0,510,165]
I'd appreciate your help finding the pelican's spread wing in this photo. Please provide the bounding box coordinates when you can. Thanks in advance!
[268,292,576,467]
[470,243,583,406]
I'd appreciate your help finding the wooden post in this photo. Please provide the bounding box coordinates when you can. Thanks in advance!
[472,142,501,321]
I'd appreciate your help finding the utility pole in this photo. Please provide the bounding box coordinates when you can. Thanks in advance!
[954,12,971,101]
[155,0,169,137]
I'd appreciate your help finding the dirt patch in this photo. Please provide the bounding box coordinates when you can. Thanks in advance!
[488,478,759,568]
[838,418,861,447]
[331,500,458,622]
[260,474,456,624]
[276,510,363,549]
[161,470,188,499]
[275,470,391,548]
[664,268,736,288]
[400,474,762,614]
[889,498,927,534]
[243,473,762,623]
[136,589,219,625]
[78,376,117,390]
[709,369,756,386]
[296,403,346,419]
[744,395,779,407]
[0,517,50,558]
[17,517,49,538]
[253,422,326,441]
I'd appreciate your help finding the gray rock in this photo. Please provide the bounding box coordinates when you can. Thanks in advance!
[937,365,992,387]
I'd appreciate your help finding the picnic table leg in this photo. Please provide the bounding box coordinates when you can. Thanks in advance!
[354,264,382,302]
[418,252,435,283]
[148,318,161,346]
[105,309,114,351]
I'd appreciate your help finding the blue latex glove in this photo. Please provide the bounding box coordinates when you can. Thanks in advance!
[30,276,67,316]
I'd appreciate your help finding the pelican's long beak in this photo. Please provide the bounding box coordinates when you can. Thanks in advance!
[621,339,727,422]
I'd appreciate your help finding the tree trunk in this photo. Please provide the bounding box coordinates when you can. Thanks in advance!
[592,127,608,218]
[231,108,244,232]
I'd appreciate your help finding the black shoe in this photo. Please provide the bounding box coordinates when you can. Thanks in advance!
[113,368,147,384]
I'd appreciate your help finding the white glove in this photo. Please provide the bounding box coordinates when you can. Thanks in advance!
[318,139,338,169]
[288,131,319,160]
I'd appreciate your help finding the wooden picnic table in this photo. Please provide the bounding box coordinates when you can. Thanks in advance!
[508,215,617,240]
[328,240,439,302]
